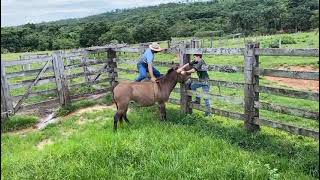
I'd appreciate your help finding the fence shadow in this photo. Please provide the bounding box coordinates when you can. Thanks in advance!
[163,107,318,161]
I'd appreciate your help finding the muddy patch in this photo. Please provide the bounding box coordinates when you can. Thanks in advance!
[265,66,319,92]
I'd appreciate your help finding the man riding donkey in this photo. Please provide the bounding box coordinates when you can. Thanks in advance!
[135,42,163,82]
[177,53,212,116]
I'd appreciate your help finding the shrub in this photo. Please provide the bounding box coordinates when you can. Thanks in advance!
[1,115,38,133]
[280,36,296,44]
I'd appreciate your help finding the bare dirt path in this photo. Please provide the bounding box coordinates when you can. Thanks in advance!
[265,66,319,92]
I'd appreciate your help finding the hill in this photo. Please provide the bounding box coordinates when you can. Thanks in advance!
[1,0,319,53]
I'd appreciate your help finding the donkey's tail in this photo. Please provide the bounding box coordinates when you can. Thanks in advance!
[112,91,118,110]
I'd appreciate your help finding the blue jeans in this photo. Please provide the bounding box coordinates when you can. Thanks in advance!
[135,62,162,82]
[190,82,211,112]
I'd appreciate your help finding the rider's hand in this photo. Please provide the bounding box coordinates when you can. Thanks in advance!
[151,77,157,82]
[177,69,182,73]
[181,71,186,75]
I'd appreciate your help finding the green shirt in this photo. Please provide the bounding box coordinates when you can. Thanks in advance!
[190,59,210,81]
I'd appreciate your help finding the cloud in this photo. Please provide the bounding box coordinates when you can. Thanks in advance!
[1,0,180,27]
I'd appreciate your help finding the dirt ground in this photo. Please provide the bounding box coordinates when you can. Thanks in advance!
[265,66,319,92]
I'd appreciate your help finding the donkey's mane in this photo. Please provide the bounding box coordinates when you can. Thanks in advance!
[156,67,176,83]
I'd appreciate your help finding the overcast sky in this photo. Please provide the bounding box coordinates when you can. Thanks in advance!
[1,0,181,27]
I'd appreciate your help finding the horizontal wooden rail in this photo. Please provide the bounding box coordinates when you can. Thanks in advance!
[184,48,319,57]
[259,118,319,139]
[70,87,112,100]
[186,90,244,105]
[6,67,54,79]
[69,78,114,89]
[9,76,56,90]
[186,48,244,55]
[191,78,245,89]
[3,56,52,66]
[257,68,319,80]
[259,85,319,101]
[191,103,319,139]
[116,68,138,73]
[64,59,107,70]
[21,99,60,111]
[12,89,58,102]
[255,101,319,121]
[66,68,114,80]
[256,48,319,57]
[192,103,245,120]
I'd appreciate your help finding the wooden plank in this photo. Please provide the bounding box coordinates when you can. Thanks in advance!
[244,43,260,132]
[52,52,71,106]
[1,61,14,118]
[81,50,90,83]
[259,118,319,139]
[20,98,60,111]
[70,87,112,100]
[191,78,245,89]
[69,78,113,89]
[64,59,106,70]
[6,67,54,79]
[3,56,52,66]
[107,49,118,89]
[9,77,56,90]
[186,90,244,105]
[185,48,244,55]
[207,64,244,73]
[116,68,138,73]
[255,101,319,121]
[257,68,319,80]
[66,68,114,80]
[12,89,58,102]
[259,85,319,101]
[13,59,52,113]
[256,48,319,57]
[113,47,140,53]
[180,43,192,114]
[192,103,245,120]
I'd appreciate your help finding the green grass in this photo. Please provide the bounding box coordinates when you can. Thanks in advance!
[56,94,113,117]
[1,115,39,133]
[1,104,318,179]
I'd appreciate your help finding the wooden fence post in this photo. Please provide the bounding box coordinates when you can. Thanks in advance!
[81,50,90,83]
[52,51,71,106]
[1,61,13,122]
[180,42,192,114]
[244,42,260,132]
[107,49,118,91]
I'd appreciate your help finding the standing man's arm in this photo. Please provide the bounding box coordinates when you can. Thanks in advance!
[146,50,157,82]
[148,63,156,81]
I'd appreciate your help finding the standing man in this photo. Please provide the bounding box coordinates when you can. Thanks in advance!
[177,53,212,116]
[135,42,163,82]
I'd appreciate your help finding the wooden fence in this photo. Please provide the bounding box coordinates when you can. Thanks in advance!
[1,42,319,139]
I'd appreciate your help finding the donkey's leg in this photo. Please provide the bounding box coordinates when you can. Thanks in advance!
[159,103,167,121]
[114,113,120,132]
[123,113,130,124]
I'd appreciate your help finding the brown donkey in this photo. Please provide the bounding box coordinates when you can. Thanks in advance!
[113,67,190,131]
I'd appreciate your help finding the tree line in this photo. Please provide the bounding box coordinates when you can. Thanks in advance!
[1,0,319,53]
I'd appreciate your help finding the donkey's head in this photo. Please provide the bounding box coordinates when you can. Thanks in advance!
[172,66,191,83]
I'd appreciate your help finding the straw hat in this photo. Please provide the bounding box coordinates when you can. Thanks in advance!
[149,42,163,51]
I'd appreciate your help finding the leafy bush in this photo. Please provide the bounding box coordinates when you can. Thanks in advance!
[280,36,297,44]
[1,115,38,133]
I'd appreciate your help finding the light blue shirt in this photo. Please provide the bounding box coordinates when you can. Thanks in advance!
[139,48,154,64]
